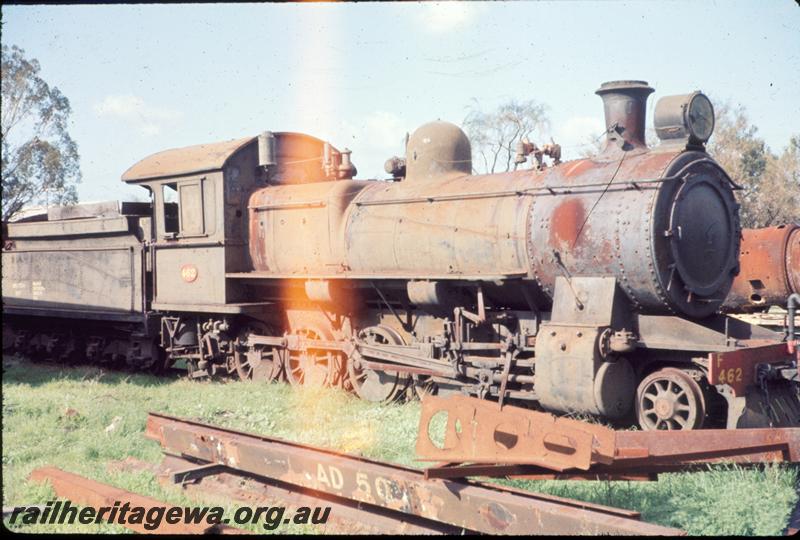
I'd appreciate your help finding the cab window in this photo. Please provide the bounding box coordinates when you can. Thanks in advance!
[162,183,179,234]
[178,181,204,235]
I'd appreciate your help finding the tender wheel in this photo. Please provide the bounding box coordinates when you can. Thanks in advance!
[286,328,339,388]
[232,324,283,382]
[636,367,706,430]
[2,326,15,352]
[347,326,409,402]
[148,347,173,375]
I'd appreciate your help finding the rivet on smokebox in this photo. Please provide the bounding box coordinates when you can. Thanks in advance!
[560,343,567,351]
[550,331,557,337]
[576,331,583,337]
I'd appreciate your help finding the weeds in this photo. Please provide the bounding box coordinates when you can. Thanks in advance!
[2,355,797,535]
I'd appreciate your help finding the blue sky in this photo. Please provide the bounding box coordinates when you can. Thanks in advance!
[2,1,799,202]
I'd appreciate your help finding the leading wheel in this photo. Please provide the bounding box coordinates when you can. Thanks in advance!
[347,326,409,402]
[636,367,706,430]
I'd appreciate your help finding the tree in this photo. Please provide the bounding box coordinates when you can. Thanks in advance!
[2,45,80,221]
[707,102,799,228]
[463,98,549,174]
[757,135,800,227]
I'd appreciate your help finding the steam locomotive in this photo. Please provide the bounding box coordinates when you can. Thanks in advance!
[4,80,799,431]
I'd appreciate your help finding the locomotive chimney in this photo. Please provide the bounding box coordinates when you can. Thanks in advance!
[595,80,654,152]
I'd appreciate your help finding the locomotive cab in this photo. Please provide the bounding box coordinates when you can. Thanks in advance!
[121,132,359,313]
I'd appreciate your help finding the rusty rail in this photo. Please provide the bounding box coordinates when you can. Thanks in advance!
[27,467,246,534]
[144,412,683,535]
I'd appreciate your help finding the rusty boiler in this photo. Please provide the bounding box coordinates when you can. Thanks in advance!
[248,81,741,319]
[723,224,800,312]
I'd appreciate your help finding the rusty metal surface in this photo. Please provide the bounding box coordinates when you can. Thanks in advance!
[422,427,800,480]
[158,454,462,535]
[123,132,348,184]
[531,152,739,318]
[237,81,739,318]
[595,80,654,151]
[708,342,793,396]
[614,426,800,463]
[414,397,800,480]
[423,462,657,482]
[145,412,683,535]
[730,309,796,330]
[5,213,140,239]
[404,121,472,180]
[415,394,615,469]
[7,79,788,430]
[247,180,367,274]
[45,201,152,221]
[28,466,247,534]
[790,227,800,297]
[724,224,800,312]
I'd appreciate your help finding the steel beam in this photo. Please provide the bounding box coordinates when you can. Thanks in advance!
[158,455,460,535]
[613,427,800,466]
[144,412,683,535]
[28,467,246,534]
[422,425,800,480]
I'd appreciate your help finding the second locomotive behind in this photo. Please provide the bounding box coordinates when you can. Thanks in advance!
[4,80,799,431]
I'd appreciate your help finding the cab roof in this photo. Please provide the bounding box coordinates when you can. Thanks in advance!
[121,136,254,182]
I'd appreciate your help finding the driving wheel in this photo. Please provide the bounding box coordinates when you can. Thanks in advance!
[347,326,409,402]
[232,323,284,382]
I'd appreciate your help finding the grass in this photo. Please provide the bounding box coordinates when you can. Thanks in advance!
[2,354,798,535]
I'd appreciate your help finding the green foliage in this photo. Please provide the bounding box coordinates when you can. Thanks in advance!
[2,355,798,535]
[708,102,799,228]
[1,45,81,221]
[503,462,798,535]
